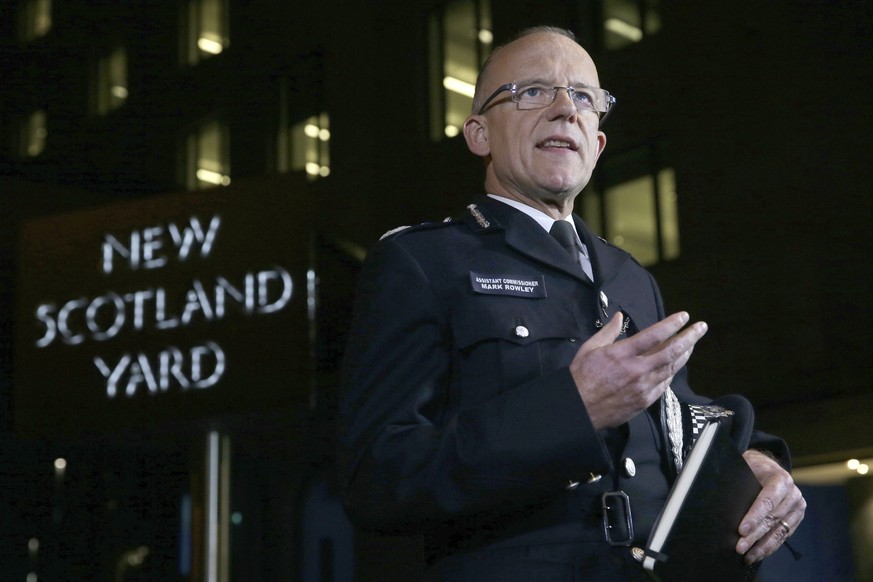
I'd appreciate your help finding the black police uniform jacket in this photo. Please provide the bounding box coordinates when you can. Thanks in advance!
[338,195,788,579]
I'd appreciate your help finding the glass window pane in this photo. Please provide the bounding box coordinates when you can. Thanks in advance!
[658,168,680,260]
[644,0,662,36]
[20,109,47,157]
[579,188,603,237]
[96,47,128,114]
[477,0,492,59]
[603,0,643,50]
[287,113,330,181]
[318,112,331,177]
[443,1,477,136]
[188,120,230,189]
[427,16,444,141]
[20,0,52,41]
[185,0,229,65]
[605,175,658,266]
[431,0,492,140]
[591,143,678,266]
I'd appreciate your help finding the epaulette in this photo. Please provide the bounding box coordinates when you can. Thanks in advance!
[379,216,455,240]
[593,233,639,266]
[596,234,631,254]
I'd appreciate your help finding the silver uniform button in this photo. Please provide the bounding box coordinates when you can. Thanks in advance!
[514,325,529,338]
[566,473,601,490]
[623,457,636,478]
[631,547,645,562]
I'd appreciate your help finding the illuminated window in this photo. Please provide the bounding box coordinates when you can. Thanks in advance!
[581,143,679,266]
[19,0,52,41]
[186,120,231,189]
[429,0,492,140]
[184,0,229,65]
[279,113,330,181]
[603,0,661,50]
[20,109,47,157]
[94,47,128,114]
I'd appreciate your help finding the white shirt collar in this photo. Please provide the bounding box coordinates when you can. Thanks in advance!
[486,194,593,281]
[486,194,581,245]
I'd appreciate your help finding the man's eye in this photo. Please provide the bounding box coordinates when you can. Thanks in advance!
[572,90,594,104]
[522,86,545,98]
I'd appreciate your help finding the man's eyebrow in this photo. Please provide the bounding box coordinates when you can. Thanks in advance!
[516,78,599,88]
[516,78,551,86]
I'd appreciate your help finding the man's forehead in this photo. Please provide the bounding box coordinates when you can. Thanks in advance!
[487,33,599,87]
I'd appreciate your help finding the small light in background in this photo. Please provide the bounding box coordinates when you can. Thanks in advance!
[604,18,643,42]
[304,124,320,138]
[443,76,475,98]
[197,37,224,55]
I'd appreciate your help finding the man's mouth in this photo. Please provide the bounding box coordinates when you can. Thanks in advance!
[537,138,578,151]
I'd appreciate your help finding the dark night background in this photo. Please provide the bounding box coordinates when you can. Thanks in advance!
[1,0,871,580]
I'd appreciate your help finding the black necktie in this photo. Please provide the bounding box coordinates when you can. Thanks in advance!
[549,220,580,263]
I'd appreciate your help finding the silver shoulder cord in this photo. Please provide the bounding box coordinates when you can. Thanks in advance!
[664,387,685,474]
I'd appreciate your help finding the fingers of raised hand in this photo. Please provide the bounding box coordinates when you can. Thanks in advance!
[628,320,706,388]
[612,311,690,356]
[616,313,707,363]
[572,312,707,429]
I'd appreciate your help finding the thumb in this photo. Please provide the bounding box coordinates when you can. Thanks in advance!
[579,312,624,354]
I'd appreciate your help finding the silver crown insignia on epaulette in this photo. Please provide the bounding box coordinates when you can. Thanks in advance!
[467,204,490,228]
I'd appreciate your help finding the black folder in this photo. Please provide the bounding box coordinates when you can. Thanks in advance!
[643,421,762,581]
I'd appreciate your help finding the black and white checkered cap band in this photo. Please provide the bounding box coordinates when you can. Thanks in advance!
[687,404,734,437]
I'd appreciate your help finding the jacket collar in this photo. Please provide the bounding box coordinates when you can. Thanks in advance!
[464,195,631,287]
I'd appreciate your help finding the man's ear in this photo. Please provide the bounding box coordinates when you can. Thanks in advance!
[463,115,490,157]
[594,130,607,162]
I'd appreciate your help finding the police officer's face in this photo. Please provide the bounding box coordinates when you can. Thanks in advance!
[464,33,607,216]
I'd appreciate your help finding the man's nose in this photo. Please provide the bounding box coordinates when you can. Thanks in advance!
[548,87,578,120]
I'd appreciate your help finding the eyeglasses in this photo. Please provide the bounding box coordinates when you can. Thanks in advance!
[478,82,616,123]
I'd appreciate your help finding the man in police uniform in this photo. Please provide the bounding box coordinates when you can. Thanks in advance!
[338,27,805,580]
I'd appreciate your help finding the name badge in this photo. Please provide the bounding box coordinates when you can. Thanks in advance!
[470,272,547,298]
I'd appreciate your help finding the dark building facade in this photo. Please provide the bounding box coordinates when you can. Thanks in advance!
[1,0,871,579]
